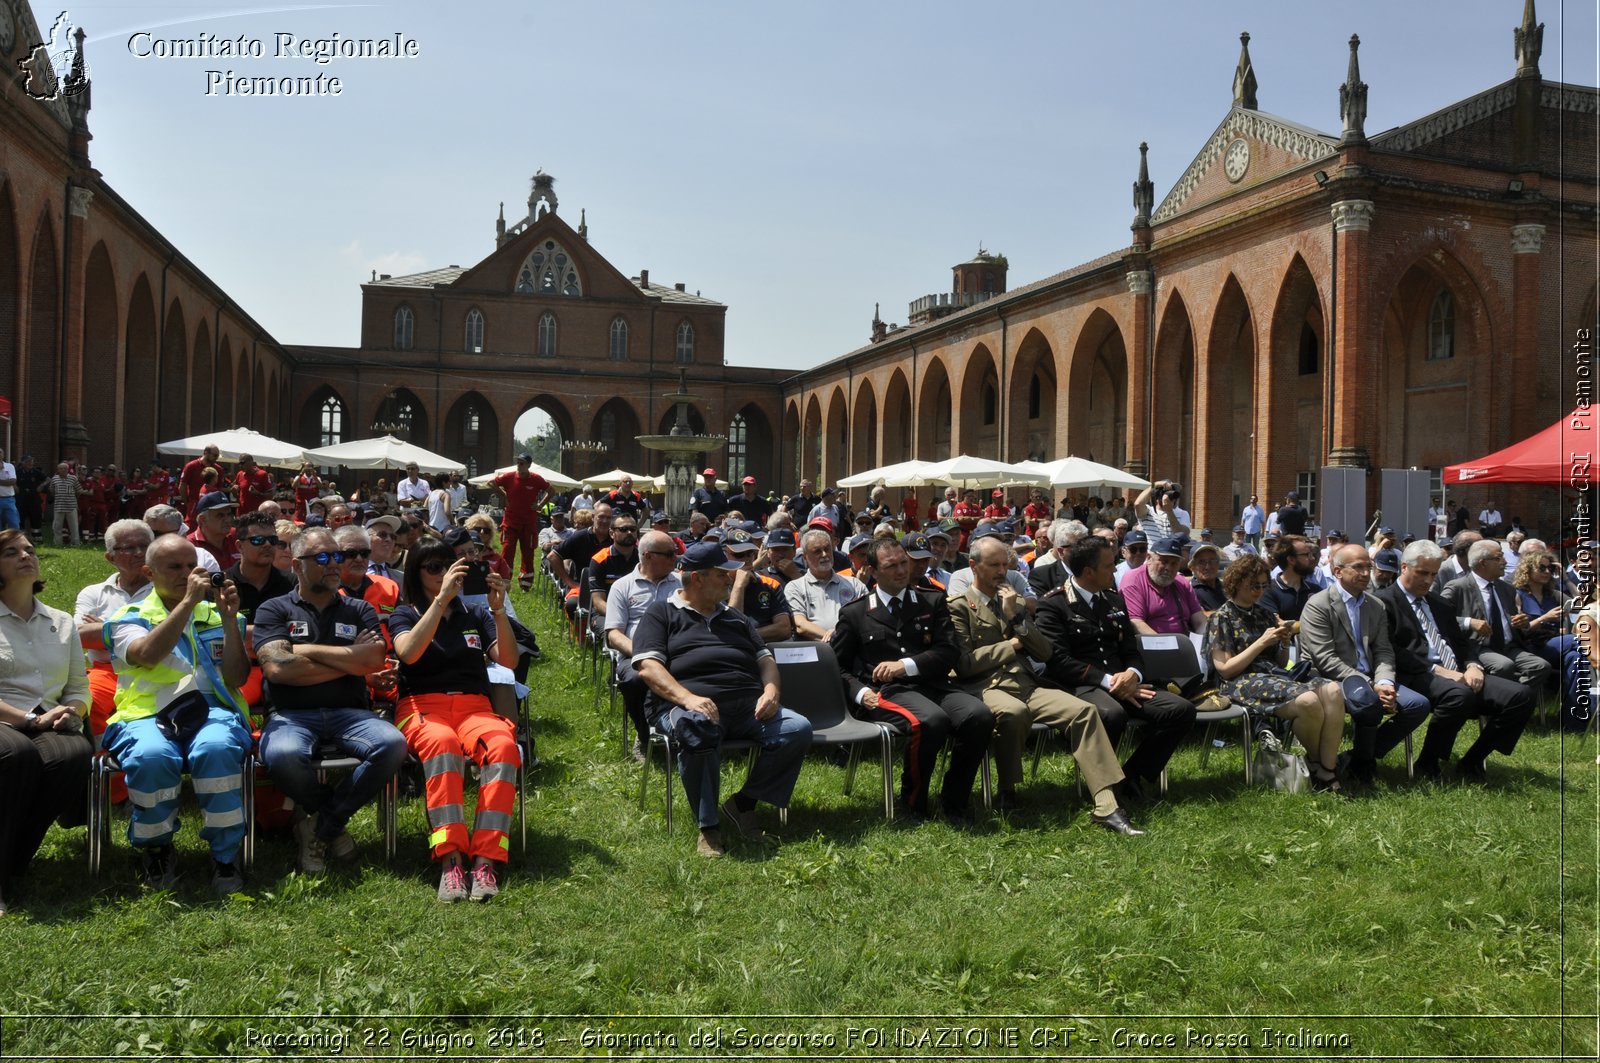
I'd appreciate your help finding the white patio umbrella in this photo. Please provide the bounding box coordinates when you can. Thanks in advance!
[1012,456,1149,493]
[156,427,305,468]
[581,468,652,490]
[835,460,938,489]
[646,474,728,491]
[918,455,1050,490]
[301,435,465,475]
[468,461,582,490]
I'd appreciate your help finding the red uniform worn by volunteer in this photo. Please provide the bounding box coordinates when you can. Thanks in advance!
[179,446,223,523]
[492,454,550,589]
[234,455,275,515]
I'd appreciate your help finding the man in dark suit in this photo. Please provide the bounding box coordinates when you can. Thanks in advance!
[1299,544,1430,782]
[1376,540,1533,781]
[830,538,994,819]
[1441,539,1555,691]
[1035,536,1196,800]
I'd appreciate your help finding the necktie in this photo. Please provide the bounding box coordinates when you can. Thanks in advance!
[1485,582,1507,648]
[1412,596,1457,671]
[1349,596,1368,673]
[888,595,904,622]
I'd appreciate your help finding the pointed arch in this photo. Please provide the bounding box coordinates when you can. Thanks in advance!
[300,385,349,448]
[730,403,774,487]
[370,385,428,444]
[1201,275,1256,526]
[191,319,213,434]
[445,390,500,474]
[23,214,58,460]
[801,393,823,483]
[916,357,953,462]
[81,242,119,466]
[159,301,188,441]
[1266,255,1326,507]
[882,369,912,465]
[782,398,802,488]
[956,344,1000,458]
[1151,292,1195,489]
[264,367,279,435]
[514,237,582,296]
[851,378,878,476]
[0,186,18,419]
[1379,250,1494,477]
[591,397,642,475]
[124,275,159,465]
[1067,308,1128,468]
[215,337,234,427]
[1008,327,1058,462]
[823,386,848,487]
[252,361,267,430]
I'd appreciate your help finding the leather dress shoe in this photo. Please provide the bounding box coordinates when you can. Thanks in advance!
[1456,758,1488,784]
[992,790,1021,813]
[1090,808,1145,836]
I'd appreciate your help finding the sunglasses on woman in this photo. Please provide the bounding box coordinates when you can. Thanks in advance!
[421,559,449,574]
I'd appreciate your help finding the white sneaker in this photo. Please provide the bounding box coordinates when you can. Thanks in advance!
[327,831,356,861]
[293,816,327,874]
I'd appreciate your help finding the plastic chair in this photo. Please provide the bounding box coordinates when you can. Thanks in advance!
[1137,633,1252,786]
[768,640,896,819]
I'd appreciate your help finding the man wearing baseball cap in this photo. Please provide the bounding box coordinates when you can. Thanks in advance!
[630,541,812,857]
[690,469,727,523]
[1122,534,1207,636]
[490,454,552,592]
[731,475,772,525]
[188,491,241,570]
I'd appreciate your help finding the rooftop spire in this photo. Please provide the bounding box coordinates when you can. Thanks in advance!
[1131,142,1154,229]
[1515,0,1543,77]
[1339,34,1368,144]
[579,207,588,241]
[1232,32,1258,110]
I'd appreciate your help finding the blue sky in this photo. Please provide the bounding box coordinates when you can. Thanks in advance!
[52,0,1600,371]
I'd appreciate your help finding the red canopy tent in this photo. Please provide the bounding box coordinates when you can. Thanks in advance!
[1444,404,1596,486]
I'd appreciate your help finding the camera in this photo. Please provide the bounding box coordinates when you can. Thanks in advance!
[1160,482,1183,502]
[462,560,491,596]
[208,572,227,588]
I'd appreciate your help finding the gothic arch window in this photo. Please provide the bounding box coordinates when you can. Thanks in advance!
[319,396,344,447]
[1427,289,1455,361]
[467,456,478,478]
[463,405,481,446]
[609,316,629,361]
[726,414,748,483]
[465,309,484,352]
[675,320,695,363]
[1298,322,1320,375]
[599,408,619,452]
[393,305,414,350]
[538,312,558,358]
[515,239,582,296]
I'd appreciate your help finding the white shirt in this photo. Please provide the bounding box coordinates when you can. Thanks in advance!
[0,461,16,497]
[1475,574,1511,643]
[74,573,152,664]
[1479,508,1502,527]
[0,598,89,713]
[397,476,430,504]
[426,489,452,532]
[446,483,468,511]
[783,570,866,631]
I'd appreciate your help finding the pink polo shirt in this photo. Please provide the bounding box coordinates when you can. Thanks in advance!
[1120,564,1202,634]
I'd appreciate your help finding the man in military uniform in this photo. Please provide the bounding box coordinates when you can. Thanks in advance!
[1036,536,1196,802]
[830,538,993,819]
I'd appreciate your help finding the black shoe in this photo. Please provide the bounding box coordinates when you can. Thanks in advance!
[1090,808,1146,837]
[1456,758,1488,784]
[138,845,177,890]
[1412,757,1442,782]
[1120,774,1163,806]
[992,790,1021,813]
[211,860,245,896]
[1338,751,1376,784]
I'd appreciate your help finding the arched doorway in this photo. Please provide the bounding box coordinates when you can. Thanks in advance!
[81,243,118,466]
[916,358,953,462]
[1067,308,1128,469]
[1008,328,1058,461]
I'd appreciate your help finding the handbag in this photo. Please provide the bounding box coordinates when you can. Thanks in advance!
[1253,727,1309,794]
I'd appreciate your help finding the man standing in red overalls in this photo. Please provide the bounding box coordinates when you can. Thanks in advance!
[491,453,551,591]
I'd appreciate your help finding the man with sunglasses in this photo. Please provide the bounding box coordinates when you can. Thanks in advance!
[334,525,399,632]
[253,528,408,874]
[396,463,429,510]
[585,515,643,641]
[1112,529,1148,589]
[364,514,404,583]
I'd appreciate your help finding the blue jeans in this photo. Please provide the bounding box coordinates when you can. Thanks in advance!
[259,707,408,839]
[660,702,812,829]
[1348,682,1431,764]
[103,707,252,862]
[0,497,19,530]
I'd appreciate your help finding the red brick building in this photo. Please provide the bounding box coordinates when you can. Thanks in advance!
[781,15,1596,532]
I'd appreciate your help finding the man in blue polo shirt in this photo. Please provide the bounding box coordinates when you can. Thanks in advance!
[631,541,812,858]
[254,528,408,873]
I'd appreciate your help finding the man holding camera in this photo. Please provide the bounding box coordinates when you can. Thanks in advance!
[254,528,408,874]
[103,534,253,893]
[1134,480,1190,542]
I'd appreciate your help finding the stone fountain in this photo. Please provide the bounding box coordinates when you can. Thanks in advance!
[637,369,726,525]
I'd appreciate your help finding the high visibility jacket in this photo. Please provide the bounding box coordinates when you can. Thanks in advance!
[104,594,247,724]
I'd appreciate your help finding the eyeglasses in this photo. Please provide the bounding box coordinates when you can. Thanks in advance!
[1249,579,1270,590]
[1126,545,1147,553]
[302,551,349,565]
[421,560,449,574]
[244,535,282,547]
[613,527,638,536]
[1539,564,1560,573]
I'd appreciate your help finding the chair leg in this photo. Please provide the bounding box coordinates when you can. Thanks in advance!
[841,744,861,796]
[881,730,895,821]
[1240,714,1253,785]
[1199,721,1217,769]
[662,740,675,834]
[242,755,256,871]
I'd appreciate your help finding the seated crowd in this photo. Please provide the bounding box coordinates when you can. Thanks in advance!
[0,455,1593,914]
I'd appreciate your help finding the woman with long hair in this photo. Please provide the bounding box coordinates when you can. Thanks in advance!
[0,530,92,913]
[389,539,520,902]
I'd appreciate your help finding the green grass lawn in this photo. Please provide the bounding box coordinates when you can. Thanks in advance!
[2,542,1596,1060]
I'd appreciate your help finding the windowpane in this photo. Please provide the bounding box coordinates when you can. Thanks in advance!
[538,313,558,358]
[726,414,748,484]
[465,309,484,352]
[393,306,413,350]
[1427,290,1455,361]
[609,317,628,361]
[515,240,582,296]
[675,321,694,363]
[319,397,343,447]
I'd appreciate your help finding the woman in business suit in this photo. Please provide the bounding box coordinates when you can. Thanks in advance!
[1202,554,1346,791]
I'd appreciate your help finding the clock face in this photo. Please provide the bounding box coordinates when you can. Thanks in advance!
[1224,138,1250,182]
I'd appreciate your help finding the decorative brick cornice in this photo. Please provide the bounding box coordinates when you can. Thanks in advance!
[1152,110,1338,223]
[1539,84,1600,114]
[1126,270,1153,295]
[1331,199,1375,232]
[1373,84,1516,153]
[1510,223,1546,254]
